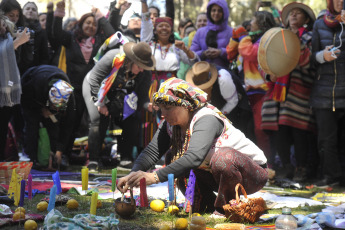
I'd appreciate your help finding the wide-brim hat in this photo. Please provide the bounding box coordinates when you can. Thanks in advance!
[185,61,218,91]
[281,2,316,27]
[123,42,155,70]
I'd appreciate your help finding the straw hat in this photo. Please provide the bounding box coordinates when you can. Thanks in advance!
[281,2,316,27]
[123,42,155,70]
[185,61,218,92]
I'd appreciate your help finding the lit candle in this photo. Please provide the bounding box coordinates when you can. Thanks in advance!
[28,174,32,200]
[19,179,25,207]
[111,168,117,192]
[90,192,98,215]
[48,185,57,211]
[81,167,89,191]
[168,174,174,202]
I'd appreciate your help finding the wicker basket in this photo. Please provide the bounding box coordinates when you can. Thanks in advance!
[0,162,33,185]
[223,183,267,223]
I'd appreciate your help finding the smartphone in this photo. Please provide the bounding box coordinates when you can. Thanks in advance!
[260,1,272,7]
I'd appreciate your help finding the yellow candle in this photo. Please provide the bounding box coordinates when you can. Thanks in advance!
[90,192,98,215]
[81,168,89,191]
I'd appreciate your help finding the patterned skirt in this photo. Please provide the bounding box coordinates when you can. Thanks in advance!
[177,147,268,213]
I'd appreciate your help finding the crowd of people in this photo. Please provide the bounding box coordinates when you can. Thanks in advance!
[1,0,345,215]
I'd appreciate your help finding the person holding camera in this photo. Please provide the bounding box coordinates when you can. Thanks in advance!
[310,0,345,186]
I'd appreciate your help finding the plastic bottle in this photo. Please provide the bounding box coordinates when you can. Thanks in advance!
[275,208,297,230]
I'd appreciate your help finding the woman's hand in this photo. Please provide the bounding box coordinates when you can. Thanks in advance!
[47,2,54,12]
[91,7,104,19]
[41,108,53,118]
[13,28,30,49]
[117,171,157,193]
[56,0,65,10]
[176,40,195,59]
[97,105,109,116]
[323,45,340,62]
[203,47,221,59]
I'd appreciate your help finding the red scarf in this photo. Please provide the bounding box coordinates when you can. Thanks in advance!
[324,0,342,28]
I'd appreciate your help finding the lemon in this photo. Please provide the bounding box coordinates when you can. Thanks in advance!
[37,201,48,211]
[13,211,25,221]
[150,199,165,212]
[175,218,188,230]
[159,224,172,230]
[168,205,179,214]
[97,199,102,208]
[24,220,38,230]
[15,207,26,214]
[66,199,79,210]
[192,213,201,217]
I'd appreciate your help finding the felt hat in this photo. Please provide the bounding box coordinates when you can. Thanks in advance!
[123,42,155,70]
[185,61,218,93]
[281,2,316,27]
[49,80,73,110]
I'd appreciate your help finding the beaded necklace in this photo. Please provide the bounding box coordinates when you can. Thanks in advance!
[157,41,172,60]
[172,128,191,162]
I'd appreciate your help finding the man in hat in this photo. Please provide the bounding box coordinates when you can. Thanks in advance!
[21,65,75,169]
[186,61,255,141]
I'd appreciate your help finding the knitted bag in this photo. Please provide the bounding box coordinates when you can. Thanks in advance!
[223,183,267,223]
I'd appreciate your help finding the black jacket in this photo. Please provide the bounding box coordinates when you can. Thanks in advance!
[311,19,345,109]
[17,19,49,75]
[21,65,75,152]
[52,16,115,91]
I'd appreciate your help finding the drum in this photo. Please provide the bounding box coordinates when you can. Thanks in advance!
[258,28,300,77]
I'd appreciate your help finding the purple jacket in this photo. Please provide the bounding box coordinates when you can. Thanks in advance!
[190,0,232,68]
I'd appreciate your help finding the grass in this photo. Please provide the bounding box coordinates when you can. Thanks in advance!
[2,165,340,229]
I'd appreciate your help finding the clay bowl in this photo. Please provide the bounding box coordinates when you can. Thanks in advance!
[115,190,136,218]
[115,198,136,218]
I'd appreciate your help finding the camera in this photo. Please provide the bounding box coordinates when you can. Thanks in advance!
[17,26,35,45]
[260,1,272,7]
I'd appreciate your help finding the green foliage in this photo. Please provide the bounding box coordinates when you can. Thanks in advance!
[175,0,327,27]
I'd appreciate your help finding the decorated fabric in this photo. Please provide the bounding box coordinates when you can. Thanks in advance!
[7,169,21,206]
[238,36,268,93]
[123,92,138,120]
[0,213,45,228]
[154,17,173,30]
[324,0,342,28]
[95,53,126,106]
[49,80,73,109]
[153,77,208,111]
[93,31,129,62]
[43,209,119,230]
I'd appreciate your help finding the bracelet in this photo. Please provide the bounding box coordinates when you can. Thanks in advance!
[153,171,159,184]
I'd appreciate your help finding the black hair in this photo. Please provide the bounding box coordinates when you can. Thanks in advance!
[207,3,223,25]
[0,0,24,27]
[148,5,160,17]
[242,20,251,31]
[251,11,276,42]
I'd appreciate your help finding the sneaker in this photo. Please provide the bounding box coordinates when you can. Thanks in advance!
[87,161,99,173]
[314,177,340,188]
[275,164,295,179]
[293,167,308,183]
[119,160,133,169]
